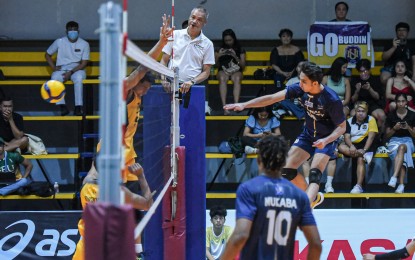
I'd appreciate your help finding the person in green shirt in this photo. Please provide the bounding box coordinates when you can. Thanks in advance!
[0,137,32,195]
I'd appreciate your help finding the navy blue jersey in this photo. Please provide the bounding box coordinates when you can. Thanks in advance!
[236,175,316,259]
[286,82,345,140]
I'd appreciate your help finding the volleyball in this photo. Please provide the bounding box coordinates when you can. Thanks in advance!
[40,80,66,103]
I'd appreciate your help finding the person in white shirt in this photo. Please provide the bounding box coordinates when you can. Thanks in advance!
[160,6,215,114]
[45,21,90,116]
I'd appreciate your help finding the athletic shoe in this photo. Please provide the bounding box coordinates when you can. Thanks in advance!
[363,152,374,164]
[376,146,389,154]
[324,184,334,193]
[205,102,212,115]
[350,184,363,194]
[388,176,397,188]
[244,146,257,154]
[311,192,324,209]
[395,184,405,194]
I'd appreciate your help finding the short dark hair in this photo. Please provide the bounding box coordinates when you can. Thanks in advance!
[395,22,410,32]
[301,61,324,84]
[66,21,79,30]
[140,71,155,85]
[335,1,349,11]
[209,205,227,218]
[278,28,293,38]
[1,96,12,104]
[252,106,274,120]
[395,93,408,102]
[356,59,371,70]
[257,135,289,173]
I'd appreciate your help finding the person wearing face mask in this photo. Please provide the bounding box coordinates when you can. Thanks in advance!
[45,21,90,116]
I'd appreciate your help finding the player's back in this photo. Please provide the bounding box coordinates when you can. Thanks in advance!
[236,175,316,259]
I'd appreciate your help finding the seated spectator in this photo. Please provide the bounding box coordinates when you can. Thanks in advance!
[206,205,233,260]
[350,59,386,133]
[242,106,281,154]
[0,137,32,196]
[0,97,29,152]
[337,101,378,193]
[380,22,415,86]
[384,93,415,193]
[215,29,246,115]
[45,21,90,116]
[274,60,306,119]
[322,57,351,117]
[385,60,415,113]
[270,28,304,90]
[330,1,351,22]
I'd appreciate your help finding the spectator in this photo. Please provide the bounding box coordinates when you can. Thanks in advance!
[384,93,415,193]
[274,60,306,119]
[330,2,351,22]
[350,59,386,134]
[384,60,415,113]
[221,136,322,259]
[160,6,215,115]
[0,97,29,152]
[45,21,90,116]
[380,22,415,86]
[206,205,233,260]
[322,57,351,117]
[242,106,281,154]
[270,28,304,90]
[0,137,32,196]
[215,29,246,115]
[337,101,378,193]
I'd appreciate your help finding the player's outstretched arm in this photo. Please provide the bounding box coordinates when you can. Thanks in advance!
[123,163,154,210]
[221,218,252,260]
[363,240,415,260]
[223,90,287,112]
[301,225,322,260]
[125,14,174,90]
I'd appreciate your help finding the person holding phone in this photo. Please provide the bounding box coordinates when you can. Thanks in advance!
[384,93,415,193]
[242,106,281,154]
[380,22,415,87]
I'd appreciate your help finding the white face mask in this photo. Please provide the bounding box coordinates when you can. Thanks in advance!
[67,30,79,40]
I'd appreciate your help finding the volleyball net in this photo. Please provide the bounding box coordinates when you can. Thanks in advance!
[83,2,206,260]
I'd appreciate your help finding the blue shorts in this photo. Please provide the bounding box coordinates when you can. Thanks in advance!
[292,131,338,158]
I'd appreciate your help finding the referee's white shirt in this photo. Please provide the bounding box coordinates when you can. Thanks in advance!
[162,29,215,82]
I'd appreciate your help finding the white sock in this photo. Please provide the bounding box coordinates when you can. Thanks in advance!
[326,176,334,186]
[135,244,143,254]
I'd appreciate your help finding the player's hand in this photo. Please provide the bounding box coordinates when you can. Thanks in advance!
[349,145,357,156]
[160,14,174,44]
[312,139,327,149]
[128,163,144,178]
[223,103,245,112]
[362,253,375,260]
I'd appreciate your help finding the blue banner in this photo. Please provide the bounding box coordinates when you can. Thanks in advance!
[307,22,374,68]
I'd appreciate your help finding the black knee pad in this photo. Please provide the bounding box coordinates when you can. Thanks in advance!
[282,168,297,181]
[309,168,322,184]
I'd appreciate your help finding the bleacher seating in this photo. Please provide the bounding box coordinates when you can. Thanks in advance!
[1,45,412,209]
